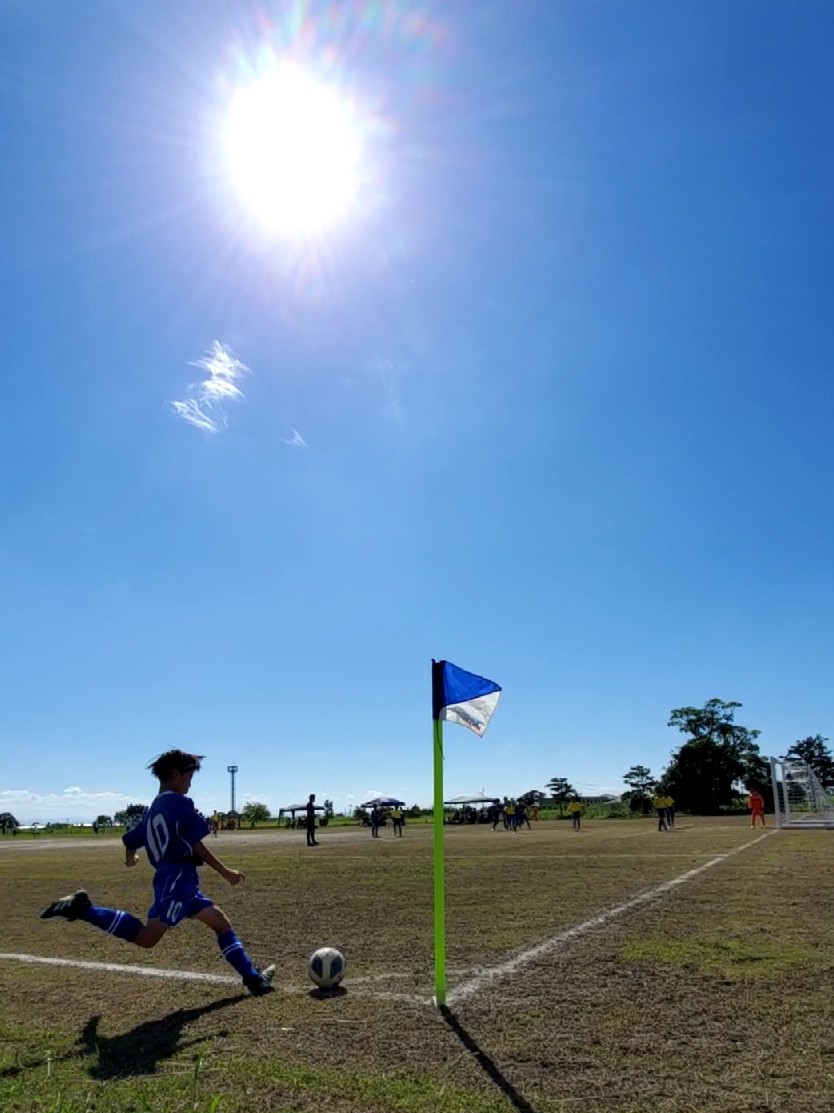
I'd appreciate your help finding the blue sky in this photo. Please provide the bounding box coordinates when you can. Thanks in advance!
[2,1,833,823]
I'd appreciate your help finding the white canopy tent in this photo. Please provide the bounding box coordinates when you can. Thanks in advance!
[443,794,499,805]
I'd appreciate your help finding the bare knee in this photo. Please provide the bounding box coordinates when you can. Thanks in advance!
[134,932,160,949]
[206,906,233,934]
[134,922,167,949]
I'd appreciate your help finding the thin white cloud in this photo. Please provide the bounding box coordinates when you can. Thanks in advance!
[171,341,249,434]
[282,428,308,448]
[0,787,144,824]
[171,398,220,434]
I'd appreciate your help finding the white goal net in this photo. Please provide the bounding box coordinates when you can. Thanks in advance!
[770,757,834,829]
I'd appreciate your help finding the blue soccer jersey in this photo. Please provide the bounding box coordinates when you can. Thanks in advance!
[123,792,210,867]
[123,793,212,926]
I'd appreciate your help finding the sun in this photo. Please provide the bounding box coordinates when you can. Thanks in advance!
[224,66,362,237]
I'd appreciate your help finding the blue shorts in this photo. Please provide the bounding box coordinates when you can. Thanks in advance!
[148,867,213,927]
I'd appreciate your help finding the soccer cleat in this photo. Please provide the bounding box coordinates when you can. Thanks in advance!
[244,963,276,997]
[40,889,92,921]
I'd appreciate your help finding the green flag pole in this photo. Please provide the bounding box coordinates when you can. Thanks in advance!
[432,715,446,1006]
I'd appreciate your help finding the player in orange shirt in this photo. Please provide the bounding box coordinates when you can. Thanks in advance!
[747,790,766,827]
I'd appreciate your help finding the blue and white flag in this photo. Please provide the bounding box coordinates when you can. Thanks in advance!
[432,660,501,737]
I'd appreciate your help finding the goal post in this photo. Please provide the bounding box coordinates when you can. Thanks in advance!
[769,756,834,829]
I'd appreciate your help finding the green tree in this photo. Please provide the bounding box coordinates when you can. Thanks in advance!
[668,699,761,759]
[623,765,656,795]
[546,777,576,815]
[622,764,656,812]
[94,815,113,831]
[323,799,335,819]
[0,812,20,834]
[242,802,271,828]
[114,804,146,829]
[664,699,764,813]
[784,735,834,789]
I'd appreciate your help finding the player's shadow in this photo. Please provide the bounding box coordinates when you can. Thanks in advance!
[78,994,245,1079]
[439,1005,540,1113]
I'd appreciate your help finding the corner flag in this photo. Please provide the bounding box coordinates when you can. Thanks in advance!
[432,659,502,736]
[431,659,501,1006]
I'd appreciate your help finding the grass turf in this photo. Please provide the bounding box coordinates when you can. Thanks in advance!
[0,818,830,1112]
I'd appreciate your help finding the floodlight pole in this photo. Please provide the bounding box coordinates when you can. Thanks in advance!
[227,765,239,815]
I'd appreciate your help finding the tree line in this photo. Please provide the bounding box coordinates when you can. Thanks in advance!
[547,699,834,816]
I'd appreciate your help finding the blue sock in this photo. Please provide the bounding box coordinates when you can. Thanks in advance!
[217,930,258,980]
[81,905,143,943]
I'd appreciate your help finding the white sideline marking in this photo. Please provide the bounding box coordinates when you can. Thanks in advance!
[0,953,236,984]
[446,831,775,1005]
[0,953,423,1003]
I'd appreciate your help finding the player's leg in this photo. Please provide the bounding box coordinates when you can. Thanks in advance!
[133,918,170,949]
[40,890,145,943]
[192,904,275,995]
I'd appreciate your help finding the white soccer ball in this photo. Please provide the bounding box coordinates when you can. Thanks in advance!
[307,946,346,989]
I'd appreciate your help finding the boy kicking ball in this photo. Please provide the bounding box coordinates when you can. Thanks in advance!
[40,749,275,997]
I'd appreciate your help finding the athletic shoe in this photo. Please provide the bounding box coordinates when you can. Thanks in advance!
[40,889,92,921]
[244,964,276,997]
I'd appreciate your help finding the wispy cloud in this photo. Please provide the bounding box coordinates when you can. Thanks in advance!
[0,787,143,824]
[171,341,249,434]
[282,428,308,448]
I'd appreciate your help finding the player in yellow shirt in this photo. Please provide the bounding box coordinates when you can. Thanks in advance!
[652,794,668,832]
[665,796,675,829]
[567,800,583,831]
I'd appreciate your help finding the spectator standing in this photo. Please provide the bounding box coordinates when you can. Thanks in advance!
[305,794,319,847]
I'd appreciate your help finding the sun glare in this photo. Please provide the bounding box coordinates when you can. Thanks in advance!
[224,66,362,237]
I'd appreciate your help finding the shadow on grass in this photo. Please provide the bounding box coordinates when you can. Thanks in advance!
[308,985,348,1001]
[0,994,246,1082]
[439,1005,540,1113]
[79,994,246,1079]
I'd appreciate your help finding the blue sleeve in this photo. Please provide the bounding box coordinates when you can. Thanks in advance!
[179,797,211,847]
[122,815,147,851]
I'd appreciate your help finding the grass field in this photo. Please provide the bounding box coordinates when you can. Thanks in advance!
[1,817,831,1113]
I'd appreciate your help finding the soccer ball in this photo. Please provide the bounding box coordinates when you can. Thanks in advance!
[307,946,346,989]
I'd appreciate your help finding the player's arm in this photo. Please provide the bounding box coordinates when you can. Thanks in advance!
[122,814,147,867]
[193,840,244,886]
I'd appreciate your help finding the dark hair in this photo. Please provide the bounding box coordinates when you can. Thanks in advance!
[149,749,204,781]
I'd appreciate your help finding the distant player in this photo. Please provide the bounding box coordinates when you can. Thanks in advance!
[747,790,766,827]
[390,805,404,837]
[665,796,675,829]
[39,750,275,996]
[567,800,583,831]
[652,794,668,832]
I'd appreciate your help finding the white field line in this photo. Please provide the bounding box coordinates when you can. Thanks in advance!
[0,953,423,1003]
[445,831,775,1006]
